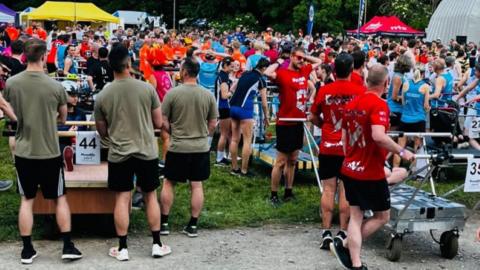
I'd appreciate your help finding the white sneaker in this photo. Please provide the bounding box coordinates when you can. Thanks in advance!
[108,247,129,261]
[152,243,172,258]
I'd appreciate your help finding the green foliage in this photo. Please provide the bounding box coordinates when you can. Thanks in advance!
[209,13,259,33]
[378,0,436,30]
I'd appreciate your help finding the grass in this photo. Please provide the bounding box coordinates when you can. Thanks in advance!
[0,120,479,241]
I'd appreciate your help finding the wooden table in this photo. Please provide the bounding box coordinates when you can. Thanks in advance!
[33,162,116,214]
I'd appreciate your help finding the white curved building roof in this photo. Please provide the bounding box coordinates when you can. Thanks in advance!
[427,0,480,43]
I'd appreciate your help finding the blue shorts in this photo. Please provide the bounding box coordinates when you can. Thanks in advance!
[230,106,253,120]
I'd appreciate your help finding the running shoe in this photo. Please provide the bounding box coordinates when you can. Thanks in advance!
[283,193,296,202]
[160,223,170,235]
[21,248,37,264]
[230,169,242,176]
[214,158,231,167]
[132,191,144,210]
[335,230,348,243]
[152,243,172,258]
[109,247,129,261]
[351,265,368,270]
[63,146,74,172]
[240,170,256,178]
[182,225,198,238]
[330,237,352,270]
[319,230,333,250]
[269,196,282,208]
[62,243,83,260]
[0,180,13,191]
[158,160,165,168]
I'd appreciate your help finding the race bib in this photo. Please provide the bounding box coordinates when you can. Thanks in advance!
[465,158,480,192]
[469,117,480,138]
[75,131,101,165]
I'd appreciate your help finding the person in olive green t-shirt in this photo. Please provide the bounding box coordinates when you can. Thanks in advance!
[94,44,171,261]
[160,57,218,238]
[3,39,82,264]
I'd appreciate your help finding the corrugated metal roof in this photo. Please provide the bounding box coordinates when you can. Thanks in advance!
[427,0,480,43]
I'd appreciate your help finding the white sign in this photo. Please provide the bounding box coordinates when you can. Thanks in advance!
[465,158,480,192]
[469,117,480,138]
[75,131,101,165]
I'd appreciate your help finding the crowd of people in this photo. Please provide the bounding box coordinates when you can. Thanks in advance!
[1,21,480,269]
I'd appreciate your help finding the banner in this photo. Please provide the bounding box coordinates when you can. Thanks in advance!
[357,0,366,38]
[306,2,314,36]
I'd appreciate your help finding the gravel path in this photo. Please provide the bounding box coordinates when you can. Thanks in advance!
[0,213,478,270]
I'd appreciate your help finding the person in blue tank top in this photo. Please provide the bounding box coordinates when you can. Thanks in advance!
[456,63,480,150]
[394,67,430,167]
[193,49,230,94]
[246,41,268,71]
[387,55,412,130]
[214,57,235,166]
[229,58,270,178]
[63,45,79,75]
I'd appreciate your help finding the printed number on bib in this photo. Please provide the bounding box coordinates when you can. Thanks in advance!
[75,131,101,165]
[464,158,480,192]
[79,137,97,149]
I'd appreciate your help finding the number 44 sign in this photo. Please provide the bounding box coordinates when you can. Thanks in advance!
[465,158,480,192]
[75,131,101,165]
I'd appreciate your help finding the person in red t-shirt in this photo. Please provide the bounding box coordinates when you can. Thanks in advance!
[350,51,366,88]
[264,47,322,205]
[331,65,414,270]
[310,53,365,250]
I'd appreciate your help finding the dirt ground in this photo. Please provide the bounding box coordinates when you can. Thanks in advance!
[0,213,478,270]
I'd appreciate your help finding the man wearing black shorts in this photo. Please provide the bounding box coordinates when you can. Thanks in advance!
[331,65,414,270]
[311,53,365,250]
[4,39,82,264]
[160,57,218,237]
[94,44,171,261]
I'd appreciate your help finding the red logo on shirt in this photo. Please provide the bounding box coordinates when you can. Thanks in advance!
[297,89,308,112]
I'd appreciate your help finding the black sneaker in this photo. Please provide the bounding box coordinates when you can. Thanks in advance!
[240,170,256,178]
[21,248,37,264]
[351,265,368,270]
[160,223,170,235]
[320,230,333,250]
[214,158,230,167]
[62,243,83,260]
[230,169,242,176]
[158,160,165,169]
[335,230,347,243]
[132,191,144,210]
[182,225,198,238]
[283,193,296,202]
[330,237,352,269]
[269,196,282,208]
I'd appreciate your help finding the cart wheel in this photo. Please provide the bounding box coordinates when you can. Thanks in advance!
[386,236,402,262]
[440,231,458,259]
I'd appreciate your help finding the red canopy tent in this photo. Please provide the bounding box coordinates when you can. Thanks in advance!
[347,16,425,37]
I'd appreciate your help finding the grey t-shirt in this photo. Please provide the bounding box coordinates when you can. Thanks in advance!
[94,77,160,162]
[4,71,67,159]
[162,84,218,153]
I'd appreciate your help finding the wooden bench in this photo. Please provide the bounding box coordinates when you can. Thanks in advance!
[33,162,116,214]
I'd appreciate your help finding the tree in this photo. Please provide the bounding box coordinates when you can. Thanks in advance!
[378,0,439,30]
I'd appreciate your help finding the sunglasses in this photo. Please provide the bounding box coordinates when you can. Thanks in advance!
[293,54,305,61]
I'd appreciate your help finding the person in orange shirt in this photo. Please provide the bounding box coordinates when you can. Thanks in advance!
[5,25,19,41]
[172,39,187,60]
[25,23,47,40]
[139,36,153,79]
[231,40,247,72]
[161,37,174,61]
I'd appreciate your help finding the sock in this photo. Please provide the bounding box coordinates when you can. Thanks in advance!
[207,136,213,147]
[271,191,278,198]
[284,188,293,197]
[61,232,72,248]
[151,230,162,246]
[187,217,198,227]
[21,235,33,250]
[118,235,128,251]
[161,214,169,224]
[216,151,224,162]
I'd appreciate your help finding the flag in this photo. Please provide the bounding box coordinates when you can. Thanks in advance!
[306,2,314,36]
[357,0,366,38]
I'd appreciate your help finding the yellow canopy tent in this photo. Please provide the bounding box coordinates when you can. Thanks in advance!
[26,1,120,23]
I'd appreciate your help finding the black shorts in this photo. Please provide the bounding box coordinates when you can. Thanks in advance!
[164,152,210,182]
[318,154,344,180]
[15,156,66,200]
[219,108,231,120]
[341,174,390,212]
[108,157,160,192]
[398,121,426,132]
[390,112,402,128]
[276,124,304,154]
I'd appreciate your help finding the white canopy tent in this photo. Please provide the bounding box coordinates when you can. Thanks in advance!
[426,0,480,43]
[112,10,148,27]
